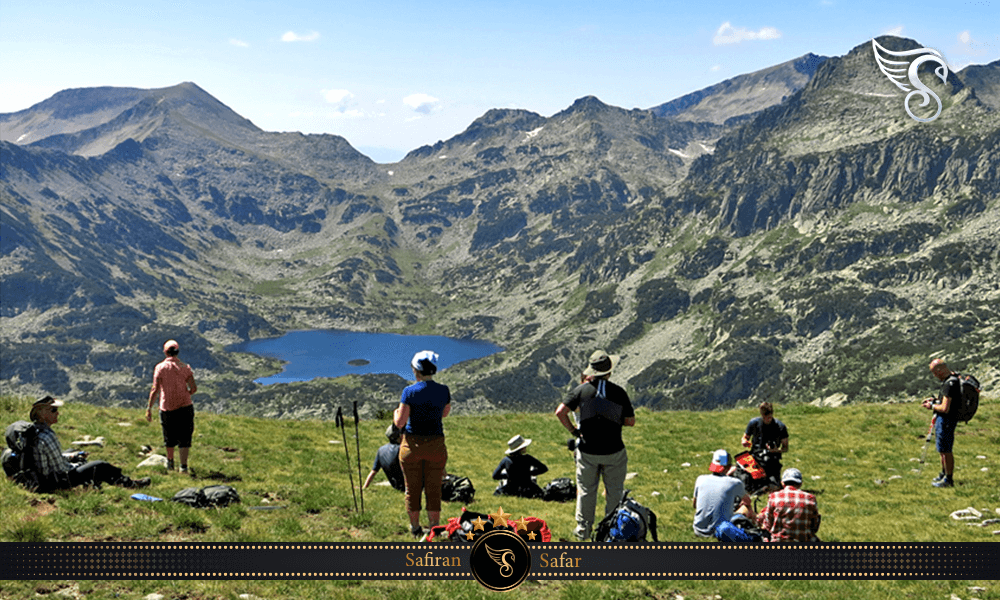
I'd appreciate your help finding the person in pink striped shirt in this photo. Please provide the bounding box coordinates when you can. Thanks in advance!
[146,339,197,474]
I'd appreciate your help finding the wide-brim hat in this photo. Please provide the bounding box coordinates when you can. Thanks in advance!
[505,434,532,455]
[709,449,731,474]
[583,350,620,377]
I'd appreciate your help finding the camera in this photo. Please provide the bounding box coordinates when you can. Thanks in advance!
[566,438,578,451]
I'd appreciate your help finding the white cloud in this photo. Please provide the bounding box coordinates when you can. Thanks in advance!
[330,109,365,119]
[710,65,722,72]
[321,89,353,104]
[282,31,320,42]
[883,25,905,36]
[229,39,250,48]
[713,22,782,45]
[955,30,988,58]
[403,93,440,114]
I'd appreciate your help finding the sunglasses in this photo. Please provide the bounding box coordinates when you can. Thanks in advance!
[49,407,59,414]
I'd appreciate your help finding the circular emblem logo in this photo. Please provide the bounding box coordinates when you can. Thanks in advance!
[469,529,532,591]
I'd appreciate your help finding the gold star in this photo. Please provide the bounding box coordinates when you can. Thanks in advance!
[465,531,476,541]
[490,506,512,528]
[472,516,488,531]
[527,531,537,541]
[511,517,529,532]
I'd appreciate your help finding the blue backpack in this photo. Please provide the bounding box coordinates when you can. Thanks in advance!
[595,490,658,542]
[715,514,768,543]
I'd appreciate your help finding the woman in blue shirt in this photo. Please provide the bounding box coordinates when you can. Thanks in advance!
[393,351,451,536]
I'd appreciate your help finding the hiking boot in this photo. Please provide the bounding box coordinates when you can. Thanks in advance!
[179,465,190,476]
[931,472,946,483]
[410,524,423,537]
[932,478,954,488]
[166,460,175,471]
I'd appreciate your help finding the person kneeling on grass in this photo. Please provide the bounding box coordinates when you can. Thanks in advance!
[756,467,821,543]
[31,396,150,492]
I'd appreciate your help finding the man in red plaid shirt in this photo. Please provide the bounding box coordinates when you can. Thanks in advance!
[756,468,821,542]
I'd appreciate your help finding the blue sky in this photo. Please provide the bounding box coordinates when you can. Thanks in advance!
[1,1,997,162]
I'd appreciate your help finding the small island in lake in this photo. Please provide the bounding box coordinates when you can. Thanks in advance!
[347,359,371,367]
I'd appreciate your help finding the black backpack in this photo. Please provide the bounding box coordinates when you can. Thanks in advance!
[172,487,208,508]
[172,485,240,508]
[947,374,981,423]
[202,485,241,507]
[594,490,658,543]
[542,477,577,502]
[441,474,475,504]
[3,421,40,491]
[448,510,495,543]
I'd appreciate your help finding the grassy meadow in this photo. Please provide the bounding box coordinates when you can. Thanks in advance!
[1,392,997,599]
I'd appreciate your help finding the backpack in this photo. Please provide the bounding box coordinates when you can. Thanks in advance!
[172,485,241,508]
[733,451,779,496]
[202,484,241,507]
[947,374,981,422]
[542,477,577,502]
[172,487,208,508]
[441,474,475,504]
[426,509,495,543]
[3,421,40,491]
[716,514,769,543]
[594,490,658,543]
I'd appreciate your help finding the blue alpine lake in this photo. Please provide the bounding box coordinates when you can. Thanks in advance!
[228,330,504,385]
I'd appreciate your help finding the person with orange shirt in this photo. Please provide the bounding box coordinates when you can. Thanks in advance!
[146,339,197,474]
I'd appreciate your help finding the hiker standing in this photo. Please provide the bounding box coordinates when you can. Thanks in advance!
[31,396,150,490]
[741,401,788,485]
[555,350,635,541]
[393,350,451,537]
[492,434,548,498]
[362,424,405,492]
[692,449,754,538]
[756,468,821,542]
[146,339,197,474]
[922,358,960,487]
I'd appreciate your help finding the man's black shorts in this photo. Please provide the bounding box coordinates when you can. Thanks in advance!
[160,404,195,448]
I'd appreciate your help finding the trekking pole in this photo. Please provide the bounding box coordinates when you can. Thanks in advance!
[353,400,364,514]
[336,406,359,512]
[916,415,936,473]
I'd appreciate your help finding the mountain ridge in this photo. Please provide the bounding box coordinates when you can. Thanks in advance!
[1,36,998,419]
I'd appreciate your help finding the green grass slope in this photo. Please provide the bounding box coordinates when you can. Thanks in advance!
[1,394,997,599]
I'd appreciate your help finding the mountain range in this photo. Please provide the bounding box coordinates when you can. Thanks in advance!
[2,36,998,419]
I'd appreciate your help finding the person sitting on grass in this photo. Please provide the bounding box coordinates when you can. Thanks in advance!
[492,434,548,499]
[756,467,821,543]
[362,424,405,492]
[31,396,150,491]
[693,449,755,539]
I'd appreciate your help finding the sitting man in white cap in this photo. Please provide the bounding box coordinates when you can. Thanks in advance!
[692,449,754,538]
[756,467,821,543]
[492,434,549,498]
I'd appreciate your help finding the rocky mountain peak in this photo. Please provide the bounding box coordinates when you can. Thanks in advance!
[649,53,829,125]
